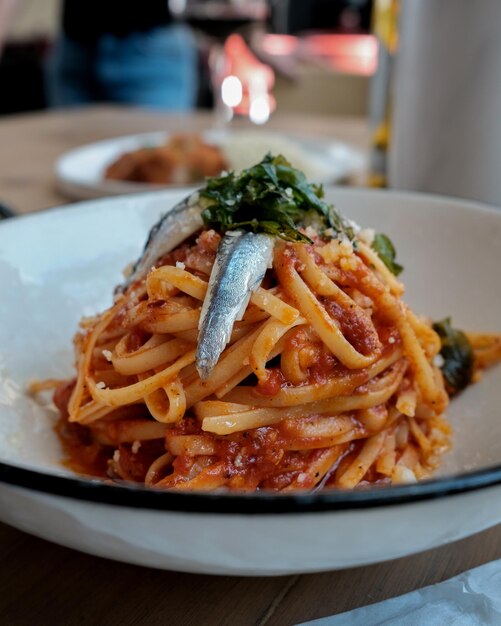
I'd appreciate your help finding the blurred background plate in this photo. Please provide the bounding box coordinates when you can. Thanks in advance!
[54,129,366,200]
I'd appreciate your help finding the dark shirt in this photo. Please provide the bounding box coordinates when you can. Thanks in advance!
[62,0,173,41]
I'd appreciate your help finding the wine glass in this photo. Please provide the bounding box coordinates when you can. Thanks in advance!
[169,0,274,127]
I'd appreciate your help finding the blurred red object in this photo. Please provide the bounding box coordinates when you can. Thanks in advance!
[219,33,276,122]
[305,34,378,75]
[262,33,378,76]
[259,34,299,57]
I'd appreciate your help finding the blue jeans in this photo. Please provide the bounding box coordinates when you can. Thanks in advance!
[47,24,198,110]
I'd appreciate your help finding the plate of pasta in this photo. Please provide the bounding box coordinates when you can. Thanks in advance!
[0,157,501,575]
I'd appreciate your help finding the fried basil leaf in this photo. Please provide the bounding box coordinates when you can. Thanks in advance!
[371,233,403,276]
[433,318,474,392]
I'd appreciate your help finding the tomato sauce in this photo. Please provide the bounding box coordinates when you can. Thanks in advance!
[322,298,380,355]
[256,368,288,396]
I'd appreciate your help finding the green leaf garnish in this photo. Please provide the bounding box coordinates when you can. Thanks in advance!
[371,233,403,276]
[199,154,354,243]
[432,318,474,393]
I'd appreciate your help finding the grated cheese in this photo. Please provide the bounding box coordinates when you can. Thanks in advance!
[131,440,141,454]
[433,354,445,368]
[358,228,375,245]
[102,349,113,362]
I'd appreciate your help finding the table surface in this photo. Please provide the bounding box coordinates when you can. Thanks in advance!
[0,106,500,626]
[0,106,369,214]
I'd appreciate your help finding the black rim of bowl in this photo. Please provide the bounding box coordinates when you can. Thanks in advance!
[1,460,501,514]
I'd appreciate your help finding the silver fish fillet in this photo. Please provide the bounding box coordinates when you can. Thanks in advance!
[196,231,275,380]
[121,191,204,290]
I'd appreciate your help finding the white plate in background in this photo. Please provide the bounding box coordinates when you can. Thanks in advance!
[55,129,366,200]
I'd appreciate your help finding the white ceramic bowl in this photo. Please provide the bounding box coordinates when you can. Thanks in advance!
[0,188,500,575]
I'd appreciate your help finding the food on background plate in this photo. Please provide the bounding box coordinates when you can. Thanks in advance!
[221,131,336,183]
[103,131,343,188]
[104,134,229,185]
[31,155,501,492]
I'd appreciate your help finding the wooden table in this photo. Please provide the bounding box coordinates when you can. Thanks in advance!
[0,106,500,625]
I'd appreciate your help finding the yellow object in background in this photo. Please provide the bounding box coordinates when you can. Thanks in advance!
[369,0,399,187]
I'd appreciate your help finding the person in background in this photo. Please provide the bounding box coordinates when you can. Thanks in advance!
[0,0,199,110]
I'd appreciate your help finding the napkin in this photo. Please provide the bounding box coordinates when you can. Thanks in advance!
[300,558,501,626]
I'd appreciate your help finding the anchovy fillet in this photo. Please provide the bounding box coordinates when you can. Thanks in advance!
[121,192,203,290]
[196,231,275,380]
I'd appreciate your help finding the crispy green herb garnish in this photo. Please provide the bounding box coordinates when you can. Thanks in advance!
[371,233,403,276]
[200,154,354,243]
[433,318,474,393]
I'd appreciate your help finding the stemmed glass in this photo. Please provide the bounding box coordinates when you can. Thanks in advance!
[169,0,273,127]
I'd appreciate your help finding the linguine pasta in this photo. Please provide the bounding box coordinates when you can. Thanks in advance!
[31,161,501,493]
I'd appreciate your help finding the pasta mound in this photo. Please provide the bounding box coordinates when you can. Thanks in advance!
[38,225,469,492]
